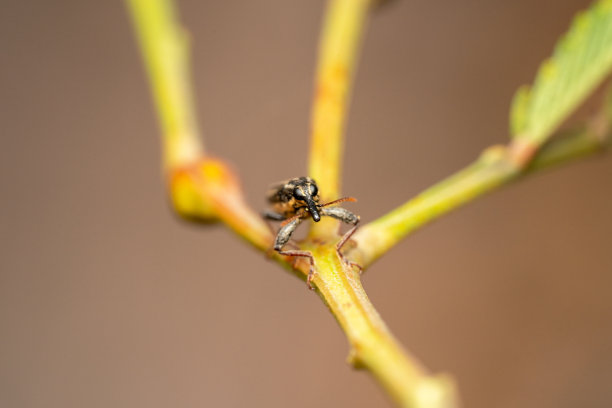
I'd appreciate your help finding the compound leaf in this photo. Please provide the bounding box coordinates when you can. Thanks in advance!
[510,0,612,145]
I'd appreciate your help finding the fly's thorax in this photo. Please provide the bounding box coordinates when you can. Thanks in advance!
[267,176,321,219]
[271,197,299,217]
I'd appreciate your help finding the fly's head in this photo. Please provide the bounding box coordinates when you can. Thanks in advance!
[289,177,321,221]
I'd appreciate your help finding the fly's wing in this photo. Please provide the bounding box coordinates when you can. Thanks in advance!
[266,180,292,204]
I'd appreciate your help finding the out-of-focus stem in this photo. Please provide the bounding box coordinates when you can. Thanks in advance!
[127,0,203,168]
[308,0,373,218]
[169,158,274,251]
[128,0,272,246]
[352,121,610,267]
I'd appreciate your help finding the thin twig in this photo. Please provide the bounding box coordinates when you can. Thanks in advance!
[126,0,203,169]
[308,0,374,238]
[352,115,611,268]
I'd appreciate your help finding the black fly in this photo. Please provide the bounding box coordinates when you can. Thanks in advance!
[264,177,360,289]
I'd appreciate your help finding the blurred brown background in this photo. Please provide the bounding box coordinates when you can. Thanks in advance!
[1,0,611,407]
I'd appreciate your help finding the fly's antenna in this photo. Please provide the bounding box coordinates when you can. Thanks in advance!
[319,197,357,209]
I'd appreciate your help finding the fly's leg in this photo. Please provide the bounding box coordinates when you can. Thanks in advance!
[277,249,317,289]
[320,206,360,225]
[335,224,362,274]
[263,210,286,221]
[262,210,286,239]
[273,217,303,251]
[274,217,317,289]
[268,240,300,258]
[320,207,362,272]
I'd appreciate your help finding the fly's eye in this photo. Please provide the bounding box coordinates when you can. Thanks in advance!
[293,187,306,201]
[309,184,318,197]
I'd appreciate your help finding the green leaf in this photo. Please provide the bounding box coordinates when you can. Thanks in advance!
[510,0,612,145]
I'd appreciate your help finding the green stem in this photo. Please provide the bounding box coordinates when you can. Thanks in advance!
[308,0,373,240]
[307,244,456,408]
[353,122,610,267]
[126,0,203,168]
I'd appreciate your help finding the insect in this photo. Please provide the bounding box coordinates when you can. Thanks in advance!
[263,177,360,289]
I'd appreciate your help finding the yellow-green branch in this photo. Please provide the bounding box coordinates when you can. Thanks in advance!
[352,115,611,267]
[169,158,274,251]
[127,0,273,246]
[127,0,203,169]
[304,243,457,408]
[308,0,373,203]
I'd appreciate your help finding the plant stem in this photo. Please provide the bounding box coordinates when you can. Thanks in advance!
[308,0,373,211]
[126,0,203,169]
[352,121,610,267]
[306,244,456,408]
[168,158,275,250]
